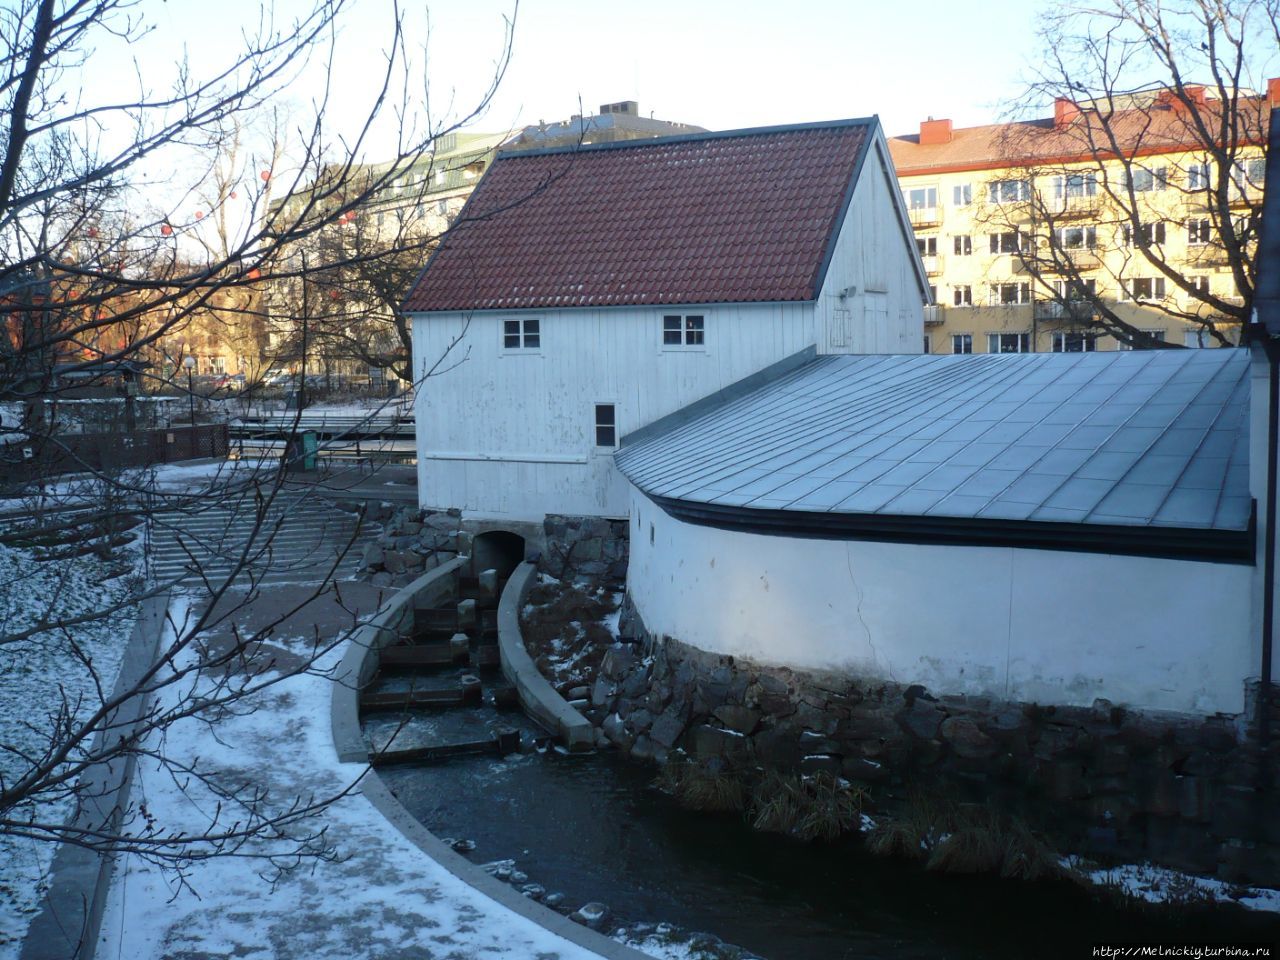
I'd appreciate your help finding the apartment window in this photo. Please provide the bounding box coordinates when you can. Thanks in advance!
[209,356,227,374]
[1056,226,1097,250]
[928,285,938,302]
[988,332,1031,353]
[1123,277,1167,301]
[953,235,972,256]
[1118,329,1167,350]
[988,179,1031,203]
[503,317,541,350]
[953,285,973,307]
[1188,162,1211,191]
[1052,333,1097,353]
[916,236,938,257]
[1054,172,1097,198]
[923,334,932,354]
[953,184,973,207]
[990,282,1031,305]
[1053,278,1097,300]
[663,314,705,347]
[594,404,617,447]
[990,231,1023,254]
[1190,276,1210,297]
[952,333,973,354]
[906,186,938,210]
[1233,157,1266,189]
[1127,166,1168,192]
[1123,222,1167,247]
[1187,219,1213,246]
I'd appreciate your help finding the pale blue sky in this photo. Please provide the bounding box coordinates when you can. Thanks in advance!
[131,0,1047,152]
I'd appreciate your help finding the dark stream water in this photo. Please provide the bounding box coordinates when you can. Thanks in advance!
[365,696,1278,960]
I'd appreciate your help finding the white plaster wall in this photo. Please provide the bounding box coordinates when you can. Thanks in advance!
[628,489,1253,715]
[411,302,817,521]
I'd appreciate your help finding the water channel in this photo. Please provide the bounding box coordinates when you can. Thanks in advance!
[364,695,1275,960]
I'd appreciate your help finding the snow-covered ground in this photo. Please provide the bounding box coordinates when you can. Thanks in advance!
[95,593,605,960]
[1066,857,1280,914]
[0,543,140,958]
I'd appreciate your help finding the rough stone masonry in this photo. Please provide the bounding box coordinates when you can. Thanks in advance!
[590,597,1280,887]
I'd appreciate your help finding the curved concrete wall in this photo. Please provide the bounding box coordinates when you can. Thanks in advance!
[497,562,596,750]
[330,559,647,960]
[627,490,1255,715]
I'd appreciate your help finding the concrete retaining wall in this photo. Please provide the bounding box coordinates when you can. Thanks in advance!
[330,556,647,960]
[497,562,596,750]
[332,556,466,762]
[21,593,170,960]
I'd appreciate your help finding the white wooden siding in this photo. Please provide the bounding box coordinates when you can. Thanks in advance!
[815,139,924,355]
[413,302,817,520]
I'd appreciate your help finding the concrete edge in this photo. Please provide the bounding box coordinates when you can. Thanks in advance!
[331,556,467,762]
[497,562,596,749]
[330,562,650,960]
[20,592,171,960]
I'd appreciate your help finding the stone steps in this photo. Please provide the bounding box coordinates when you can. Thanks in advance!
[149,492,381,586]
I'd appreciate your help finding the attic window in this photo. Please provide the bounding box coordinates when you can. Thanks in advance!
[503,317,540,350]
[663,314,705,347]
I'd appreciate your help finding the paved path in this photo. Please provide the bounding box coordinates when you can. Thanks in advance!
[90,582,604,960]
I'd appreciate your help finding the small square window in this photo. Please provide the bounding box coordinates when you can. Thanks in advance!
[662,313,705,347]
[503,317,540,350]
[595,404,616,448]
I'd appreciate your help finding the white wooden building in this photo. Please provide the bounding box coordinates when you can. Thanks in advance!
[404,118,929,521]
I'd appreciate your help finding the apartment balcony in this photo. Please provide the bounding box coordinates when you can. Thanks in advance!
[923,304,944,325]
[1050,195,1102,220]
[922,254,944,276]
[1187,244,1233,268]
[1034,300,1096,322]
[1035,250,1101,275]
[908,205,942,227]
[1228,190,1260,210]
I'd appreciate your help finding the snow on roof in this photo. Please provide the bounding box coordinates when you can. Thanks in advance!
[617,349,1251,533]
[403,120,875,312]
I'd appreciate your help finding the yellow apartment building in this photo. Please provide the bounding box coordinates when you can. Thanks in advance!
[888,82,1273,354]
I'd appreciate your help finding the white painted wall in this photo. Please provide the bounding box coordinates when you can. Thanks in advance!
[412,302,816,520]
[815,136,926,356]
[627,489,1254,715]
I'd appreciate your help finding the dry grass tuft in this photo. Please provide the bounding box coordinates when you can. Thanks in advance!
[749,771,864,841]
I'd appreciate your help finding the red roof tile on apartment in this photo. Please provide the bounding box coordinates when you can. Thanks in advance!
[889,95,1269,175]
[403,121,874,312]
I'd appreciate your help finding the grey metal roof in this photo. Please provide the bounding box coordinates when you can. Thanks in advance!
[616,349,1252,531]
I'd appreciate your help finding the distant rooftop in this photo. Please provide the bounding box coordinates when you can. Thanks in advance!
[617,350,1252,557]
[502,101,705,152]
[403,119,875,313]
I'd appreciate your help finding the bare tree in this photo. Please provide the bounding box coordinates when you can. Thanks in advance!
[980,0,1272,347]
[0,0,517,895]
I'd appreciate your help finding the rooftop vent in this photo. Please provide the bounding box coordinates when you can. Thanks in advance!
[600,100,639,116]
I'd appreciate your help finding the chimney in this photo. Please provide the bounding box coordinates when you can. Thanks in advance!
[1054,98,1081,129]
[919,117,952,145]
[1270,77,1280,108]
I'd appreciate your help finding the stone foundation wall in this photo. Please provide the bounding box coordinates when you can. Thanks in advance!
[593,600,1280,886]
[539,514,629,584]
[359,506,466,586]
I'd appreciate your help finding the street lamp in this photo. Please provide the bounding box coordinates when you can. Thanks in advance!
[183,355,197,428]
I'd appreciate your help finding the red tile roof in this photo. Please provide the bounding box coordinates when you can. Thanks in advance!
[889,93,1269,176]
[403,121,874,312]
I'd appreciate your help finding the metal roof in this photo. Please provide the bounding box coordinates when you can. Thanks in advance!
[616,349,1252,533]
[402,120,875,312]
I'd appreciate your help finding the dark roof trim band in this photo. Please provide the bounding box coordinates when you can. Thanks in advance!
[651,495,1256,565]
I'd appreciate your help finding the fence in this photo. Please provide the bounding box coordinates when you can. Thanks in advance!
[0,424,229,489]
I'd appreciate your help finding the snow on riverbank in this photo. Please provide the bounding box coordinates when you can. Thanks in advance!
[1066,857,1280,914]
[0,544,140,958]
[96,598,604,960]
